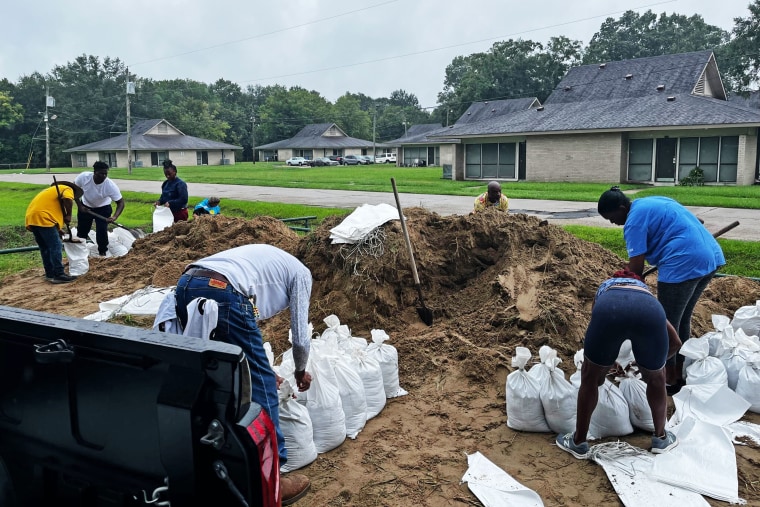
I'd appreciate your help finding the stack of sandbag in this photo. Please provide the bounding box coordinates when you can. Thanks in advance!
[505,347,550,432]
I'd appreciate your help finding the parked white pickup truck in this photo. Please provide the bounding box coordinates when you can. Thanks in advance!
[375,154,397,164]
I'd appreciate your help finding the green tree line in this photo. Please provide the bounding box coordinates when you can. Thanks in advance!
[0,4,758,168]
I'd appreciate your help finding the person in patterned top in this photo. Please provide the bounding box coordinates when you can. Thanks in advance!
[473,181,508,212]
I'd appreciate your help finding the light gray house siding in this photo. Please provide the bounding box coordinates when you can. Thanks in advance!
[526,133,625,183]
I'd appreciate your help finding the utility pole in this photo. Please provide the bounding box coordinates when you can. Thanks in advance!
[251,113,256,164]
[372,108,376,158]
[126,67,134,175]
[44,86,52,172]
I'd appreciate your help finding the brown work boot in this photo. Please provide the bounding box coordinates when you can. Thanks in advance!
[281,473,310,506]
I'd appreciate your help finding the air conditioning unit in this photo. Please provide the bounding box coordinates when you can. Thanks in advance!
[221,158,230,165]
[134,161,143,167]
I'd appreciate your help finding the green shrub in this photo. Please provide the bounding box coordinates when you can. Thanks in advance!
[679,167,705,187]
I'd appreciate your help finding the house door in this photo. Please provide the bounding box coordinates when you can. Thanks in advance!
[655,138,677,182]
[518,142,526,180]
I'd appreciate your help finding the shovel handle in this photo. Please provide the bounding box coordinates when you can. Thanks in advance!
[391,178,421,286]
[642,220,739,278]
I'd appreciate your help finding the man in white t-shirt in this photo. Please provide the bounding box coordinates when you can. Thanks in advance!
[74,161,125,256]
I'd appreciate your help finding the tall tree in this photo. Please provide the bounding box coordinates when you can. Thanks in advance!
[719,0,760,92]
[256,86,332,144]
[0,91,23,128]
[333,94,372,140]
[437,37,582,119]
[583,10,729,64]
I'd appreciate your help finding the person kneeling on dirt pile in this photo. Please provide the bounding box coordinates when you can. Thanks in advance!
[175,244,313,505]
[192,197,221,217]
[556,269,681,459]
[75,161,126,256]
[473,180,509,212]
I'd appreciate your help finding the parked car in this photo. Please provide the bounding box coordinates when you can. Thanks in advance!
[375,154,397,164]
[328,155,344,165]
[342,155,362,166]
[310,157,339,167]
[358,155,373,164]
[286,157,309,166]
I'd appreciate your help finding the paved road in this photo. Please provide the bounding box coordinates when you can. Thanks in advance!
[1,172,756,241]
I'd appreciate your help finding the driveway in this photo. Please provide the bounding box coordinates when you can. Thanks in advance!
[0,172,755,241]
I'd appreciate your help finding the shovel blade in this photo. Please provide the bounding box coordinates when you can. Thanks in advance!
[417,306,433,326]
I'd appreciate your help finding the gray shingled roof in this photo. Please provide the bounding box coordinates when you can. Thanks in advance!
[729,90,760,110]
[64,119,242,152]
[455,97,540,124]
[256,123,383,149]
[385,123,452,146]
[545,50,716,104]
[432,94,760,138]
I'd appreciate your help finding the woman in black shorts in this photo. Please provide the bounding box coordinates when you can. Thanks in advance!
[556,270,682,459]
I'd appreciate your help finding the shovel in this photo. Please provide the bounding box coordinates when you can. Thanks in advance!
[79,207,146,239]
[641,220,739,278]
[391,177,434,326]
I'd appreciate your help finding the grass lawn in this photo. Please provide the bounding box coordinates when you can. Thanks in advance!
[21,162,760,208]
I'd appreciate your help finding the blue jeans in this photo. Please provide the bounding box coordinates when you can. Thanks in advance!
[174,273,287,463]
[29,225,64,278]
[77,204,112,255]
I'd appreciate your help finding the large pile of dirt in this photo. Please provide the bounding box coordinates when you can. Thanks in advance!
[1,209,758,506]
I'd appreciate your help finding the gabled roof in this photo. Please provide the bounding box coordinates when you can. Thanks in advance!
[455,97,540,124]
[729,90,760,110]
[545,50,726,104]
[64,119,242,152]
[432,94,760,138]
[385,124,451,146]
[256,122,382,149]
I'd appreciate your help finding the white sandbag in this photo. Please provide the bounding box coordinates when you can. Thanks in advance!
[618,369,654,432]
[111,227,135,249]
[321,314,367,351]
[305,357,346,453]
[615,340,635,369]
[680,337,727,386]
[63,235,90,276]
[730,300,760,338]
[330,353,367,439]
[588,380,633,439]
[706,314,731,356]
[350,349,386,419]
[669,384,750,428]
[365,329,405,398]
[506,347,551,433]
[527,345,562,387]
[650,417,744,504]
[152,205,174,232]
[718,329,757,391]
[536,347,577,435]
[735,353,760,413]
[569,349,583,389]
[461,451,545,507]
[278,379,318,473]
[107,233,129,257]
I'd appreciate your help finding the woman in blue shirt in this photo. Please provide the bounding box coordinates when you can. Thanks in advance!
[597,186,725,391]
[154,159,188,222]
[193,197,221,217]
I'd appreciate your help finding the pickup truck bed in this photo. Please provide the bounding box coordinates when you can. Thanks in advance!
[0,305,277,506]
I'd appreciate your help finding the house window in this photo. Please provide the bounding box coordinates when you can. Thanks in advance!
[331,149,344,156]
[465,143,517,179]
[150,152,169,166]
[295,149,313,159]
[197,151,209,165]
[76,154,87,168]
[100,152,117,168]
[627,139,654,181]
[403,147,428,166]
[719,136,739,182]
[678,138,699,179]
[699,137,720,182]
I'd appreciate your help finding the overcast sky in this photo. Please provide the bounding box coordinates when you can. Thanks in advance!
[2,0,752,110]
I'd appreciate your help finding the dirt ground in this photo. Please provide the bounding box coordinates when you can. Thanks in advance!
[1,210,759,506]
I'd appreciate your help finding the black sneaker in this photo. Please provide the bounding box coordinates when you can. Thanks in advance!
[50,274,77,284]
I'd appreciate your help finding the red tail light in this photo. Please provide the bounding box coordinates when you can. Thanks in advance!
[246,409,280,507]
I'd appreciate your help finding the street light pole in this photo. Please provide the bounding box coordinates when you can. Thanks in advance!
[45,86,50,172]
[251,114,256,164]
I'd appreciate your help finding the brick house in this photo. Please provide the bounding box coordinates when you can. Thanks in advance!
[432,51,760,185]
[63,119,242,168]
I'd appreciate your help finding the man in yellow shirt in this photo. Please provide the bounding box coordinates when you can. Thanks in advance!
[25,181,83,284]
[473,181,509,212]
